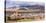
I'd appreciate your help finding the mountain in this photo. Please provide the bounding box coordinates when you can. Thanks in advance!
[6,1,44,10]
[6,1,44,8]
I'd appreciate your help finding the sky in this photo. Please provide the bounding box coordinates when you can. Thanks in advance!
[6,0,44,2]
[6,0,45,8]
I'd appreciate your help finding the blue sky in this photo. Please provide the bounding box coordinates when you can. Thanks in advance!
[6,0,44,8]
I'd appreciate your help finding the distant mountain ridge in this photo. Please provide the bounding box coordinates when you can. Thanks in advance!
[6,1,44,10]
[6,1,44,8]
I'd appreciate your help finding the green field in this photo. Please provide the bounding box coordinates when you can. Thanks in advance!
[16,19,32,22]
